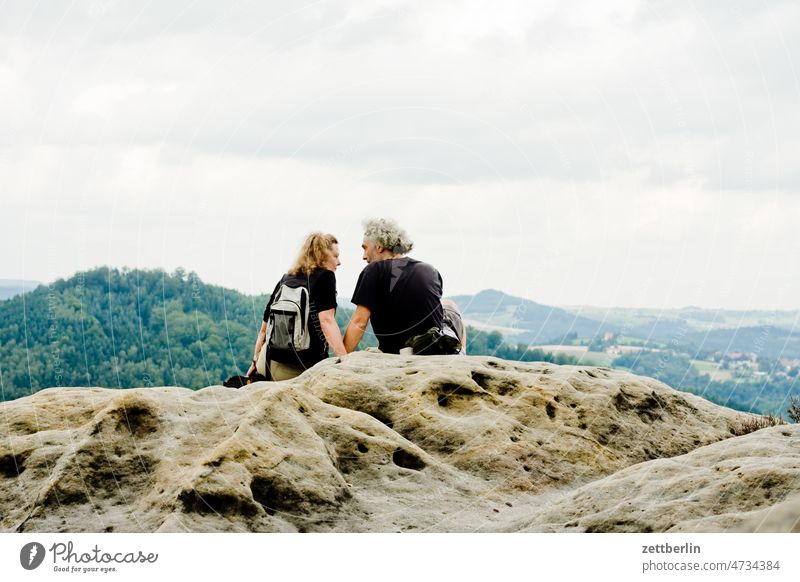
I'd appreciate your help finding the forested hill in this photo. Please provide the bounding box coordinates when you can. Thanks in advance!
[0,268,277,399]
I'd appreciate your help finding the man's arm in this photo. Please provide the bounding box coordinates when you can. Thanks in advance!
[343,305,372,353]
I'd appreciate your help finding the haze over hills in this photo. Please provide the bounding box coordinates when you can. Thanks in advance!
[566,304,800,332]
[5,272,799,358]
[0,279,42,301]
[7,275,797,347]
[449,289,614,344]
[452,289,800,359]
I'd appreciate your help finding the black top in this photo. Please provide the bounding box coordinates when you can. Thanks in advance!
[351,257,443,354]
[263,268,337,368]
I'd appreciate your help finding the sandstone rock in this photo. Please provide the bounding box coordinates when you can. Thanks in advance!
[0,352,779,532]
[732,493,800,532]
[516,424,800,532]
[306,354,742,492]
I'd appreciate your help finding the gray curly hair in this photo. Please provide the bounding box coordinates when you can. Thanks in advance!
[362,218,414,255]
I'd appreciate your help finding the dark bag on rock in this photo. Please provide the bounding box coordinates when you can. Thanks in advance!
[405,326,461,356]
[223,373,269,389]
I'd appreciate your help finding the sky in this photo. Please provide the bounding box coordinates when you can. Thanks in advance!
[1,0,799,310]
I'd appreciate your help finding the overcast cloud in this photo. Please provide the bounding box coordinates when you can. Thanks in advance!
[1,0,799,309]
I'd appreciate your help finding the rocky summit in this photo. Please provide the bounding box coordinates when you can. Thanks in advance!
[1,352,798,532]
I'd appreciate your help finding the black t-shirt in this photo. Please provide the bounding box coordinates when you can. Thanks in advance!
[263,268,337,368]
[351,257,443,354]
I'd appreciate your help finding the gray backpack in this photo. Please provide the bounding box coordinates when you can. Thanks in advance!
[265,277,312,352]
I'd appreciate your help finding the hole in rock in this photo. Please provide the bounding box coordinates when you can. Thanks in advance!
[392,448,426,471]
[116,404,159,438]
[43,486,89,507]
[0,453,26,478]
[435,381,477,407]
[179,489,258,517]
[368,410,394,430]
[470,371,492,390]
[250,476,305,516]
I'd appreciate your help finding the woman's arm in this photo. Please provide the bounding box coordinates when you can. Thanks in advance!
[246,321,268,376]
[343,305,371,353]
[318,308,347,357]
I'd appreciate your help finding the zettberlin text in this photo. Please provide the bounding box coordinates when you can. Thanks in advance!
[642,543,701,554]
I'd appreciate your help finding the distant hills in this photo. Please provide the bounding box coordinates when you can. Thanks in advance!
[2,269,798,414]
[570,304,800,332]
[449,289,614,344]
[450,290,800,359]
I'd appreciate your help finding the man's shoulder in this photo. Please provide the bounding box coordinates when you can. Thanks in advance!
[353,261,387,293]
[409,258,436,270]
[360,260,386,273]
[359,258,409,275]
[404,258,440,278]
[387,256,434,270]
[358,257,440,280]
[356,261,387,283]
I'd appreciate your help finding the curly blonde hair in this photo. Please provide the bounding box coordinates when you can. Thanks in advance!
[362,218,414,255]
[288,232,338,276]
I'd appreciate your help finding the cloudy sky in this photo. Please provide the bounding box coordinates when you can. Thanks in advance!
[2,0,799,309]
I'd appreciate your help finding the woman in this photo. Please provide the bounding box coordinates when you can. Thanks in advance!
[246,232,346,381]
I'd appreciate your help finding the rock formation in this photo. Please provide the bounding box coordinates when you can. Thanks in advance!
[1,353,796,532]
[512,424,800,532]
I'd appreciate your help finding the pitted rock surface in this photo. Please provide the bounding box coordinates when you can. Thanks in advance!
[1,353,793,532]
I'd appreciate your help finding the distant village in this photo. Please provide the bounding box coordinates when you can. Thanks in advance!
[706,352,800,379]
[552,332,800,379]
[593,332,800,380]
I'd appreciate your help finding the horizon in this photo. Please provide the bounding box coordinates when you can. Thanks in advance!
[2,266,798,313]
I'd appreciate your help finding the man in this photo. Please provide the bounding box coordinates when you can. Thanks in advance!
[344,219,444,354]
